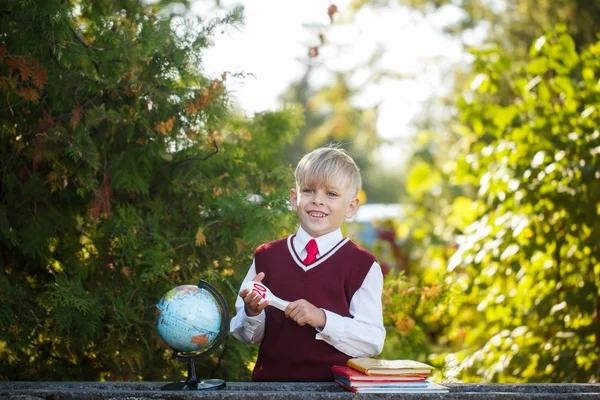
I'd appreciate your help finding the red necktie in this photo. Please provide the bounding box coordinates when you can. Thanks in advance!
[303,239,319,265]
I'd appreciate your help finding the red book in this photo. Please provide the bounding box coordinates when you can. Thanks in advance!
[331,365,428,383]
[334,378,359,393]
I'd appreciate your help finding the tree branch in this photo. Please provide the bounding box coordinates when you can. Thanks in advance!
[173,140,220,169]
[70,26,92,48]
[70,26,101,76]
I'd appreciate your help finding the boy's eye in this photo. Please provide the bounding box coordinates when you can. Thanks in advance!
[302,188,313,194]
[327,192,338,197]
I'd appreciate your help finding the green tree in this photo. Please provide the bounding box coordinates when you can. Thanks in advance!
[0,0,301,380]
[336,0,600,382]
[425,29,600,382]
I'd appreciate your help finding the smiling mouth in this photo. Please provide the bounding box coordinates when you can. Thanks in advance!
[308,211,327,218]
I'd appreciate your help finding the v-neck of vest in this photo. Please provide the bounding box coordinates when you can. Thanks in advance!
[287,234,350,271]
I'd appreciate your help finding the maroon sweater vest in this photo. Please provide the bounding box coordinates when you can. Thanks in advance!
[252,235,376,382]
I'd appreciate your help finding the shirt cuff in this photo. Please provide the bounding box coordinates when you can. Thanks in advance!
[317,309,344,339]
[242,309,265,342]
[244,308,265,325]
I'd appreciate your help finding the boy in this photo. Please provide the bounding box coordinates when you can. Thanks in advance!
[230,146,385,381]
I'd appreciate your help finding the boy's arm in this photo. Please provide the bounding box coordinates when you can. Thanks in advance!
[315,262,386,357]
[229,260,266,344]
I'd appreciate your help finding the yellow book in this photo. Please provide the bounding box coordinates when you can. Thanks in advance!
[347,358,434,376]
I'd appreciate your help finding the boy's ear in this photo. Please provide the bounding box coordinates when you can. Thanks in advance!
[289,188,298,211]
[345,196,360,219]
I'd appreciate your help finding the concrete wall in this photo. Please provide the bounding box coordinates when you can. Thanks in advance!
[1,382,600,399]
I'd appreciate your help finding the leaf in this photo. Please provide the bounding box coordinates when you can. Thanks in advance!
[469,73,489,92]
[406,162,442,199]
[195,226,206,246]
[70,104,83,131]
[17,87,40,103]
[90,172,112,219]
[185,129,197,140]
[549,301,567,314]
[235,238,246,255]
[537,81,551,102]
[582,67,594,81]
[552,76,575,97]
[492,105,519,132]
[327,4,338,23]
[558,33,578,67]
[155,117,175,135]
[526,57,548,75]
[31,61,47,90]
[449,196,479,230]
[529,35,547,58]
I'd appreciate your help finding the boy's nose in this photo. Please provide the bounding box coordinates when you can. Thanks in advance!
[312,192,326,205]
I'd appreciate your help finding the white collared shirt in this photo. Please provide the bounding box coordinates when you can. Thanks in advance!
[229,226,386,357]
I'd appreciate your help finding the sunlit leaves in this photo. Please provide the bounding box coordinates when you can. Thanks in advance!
[380,271,452,362]
[440,30,600,383]
[406,162,442,200]
[448,197,479,231]
[526,57,548,75]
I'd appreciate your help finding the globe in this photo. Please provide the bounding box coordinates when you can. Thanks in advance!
[156,285,222,353]
[156,280,229,391]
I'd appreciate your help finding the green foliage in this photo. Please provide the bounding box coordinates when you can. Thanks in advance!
[443,29,599,383]
[405,30,600,383]
[379,269,453,364]
[0,0,301,381]
[342,0,600,383]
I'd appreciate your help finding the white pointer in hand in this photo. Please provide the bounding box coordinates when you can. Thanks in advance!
[242,280,290,311]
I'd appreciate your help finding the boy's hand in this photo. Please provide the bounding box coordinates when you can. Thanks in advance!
[240,272,268,317]
[285,299,326,329]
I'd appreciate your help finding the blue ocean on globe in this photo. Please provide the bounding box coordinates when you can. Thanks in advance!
[156,285,222,353]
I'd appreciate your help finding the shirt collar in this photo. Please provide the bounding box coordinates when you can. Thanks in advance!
[295,226,343,255]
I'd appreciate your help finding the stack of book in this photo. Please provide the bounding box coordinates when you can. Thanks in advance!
[332,357,448,394]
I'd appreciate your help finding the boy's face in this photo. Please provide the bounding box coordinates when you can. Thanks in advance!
[290,182,359,238]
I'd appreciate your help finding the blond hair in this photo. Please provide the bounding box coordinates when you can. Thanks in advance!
[295,146,362,196]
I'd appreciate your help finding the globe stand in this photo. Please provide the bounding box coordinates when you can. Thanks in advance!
[160,353,226,390]
[160,280,230,391]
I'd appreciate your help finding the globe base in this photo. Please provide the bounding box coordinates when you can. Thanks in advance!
[160,354,226,391]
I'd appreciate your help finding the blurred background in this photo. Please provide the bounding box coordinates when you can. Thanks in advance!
[1,0,598,384]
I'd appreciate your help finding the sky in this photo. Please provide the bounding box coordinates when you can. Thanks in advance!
[192,0,476,168]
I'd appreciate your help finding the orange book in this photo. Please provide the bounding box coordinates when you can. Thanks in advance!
[347,358,434,376]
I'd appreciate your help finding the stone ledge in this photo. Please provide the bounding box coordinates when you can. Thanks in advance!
[1,382,599,399]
